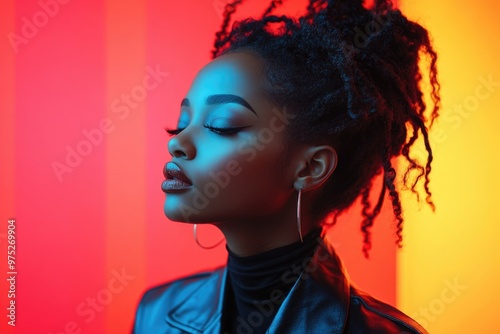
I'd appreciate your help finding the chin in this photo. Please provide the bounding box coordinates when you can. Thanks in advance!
[164,208,192,223]
[163,202,206,224]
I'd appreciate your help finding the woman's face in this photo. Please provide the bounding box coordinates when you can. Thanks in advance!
[163,51,298,225]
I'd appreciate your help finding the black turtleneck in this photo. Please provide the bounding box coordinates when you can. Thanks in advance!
[222,227,323,334]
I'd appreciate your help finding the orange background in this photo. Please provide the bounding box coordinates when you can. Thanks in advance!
[0,1,498,333]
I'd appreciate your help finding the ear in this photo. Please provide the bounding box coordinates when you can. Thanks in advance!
[293,145,337,191]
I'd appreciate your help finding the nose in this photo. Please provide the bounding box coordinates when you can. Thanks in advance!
[167,131,195,159]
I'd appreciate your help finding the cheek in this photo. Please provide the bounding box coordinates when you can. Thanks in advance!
[164,134,290,222]
[196,132,286,189]
[224,135,289,207]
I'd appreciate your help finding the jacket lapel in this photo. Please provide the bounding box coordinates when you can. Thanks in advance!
[165,233,350,334]
[165,266,227,333]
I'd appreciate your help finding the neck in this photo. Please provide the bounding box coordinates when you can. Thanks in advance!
[215,191,317,256]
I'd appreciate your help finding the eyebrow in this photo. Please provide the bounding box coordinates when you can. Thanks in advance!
[180,94,258,117]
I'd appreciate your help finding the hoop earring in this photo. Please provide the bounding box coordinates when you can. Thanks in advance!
[297,188,304,243]
[193,224,225,249]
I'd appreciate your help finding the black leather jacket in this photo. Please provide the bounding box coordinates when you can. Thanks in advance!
[132,234,427,333]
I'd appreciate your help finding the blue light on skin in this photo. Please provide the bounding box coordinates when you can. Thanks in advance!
[164,51,337,256]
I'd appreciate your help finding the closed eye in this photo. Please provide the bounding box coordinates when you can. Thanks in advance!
[164,125,250,137]
[203,124,250,135]
[165,127,184,136]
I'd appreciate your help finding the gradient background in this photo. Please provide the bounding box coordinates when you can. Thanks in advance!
[0,0,498,333]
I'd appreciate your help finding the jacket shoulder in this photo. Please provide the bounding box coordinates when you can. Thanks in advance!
[346,286,428,334]
[140,268,220,305]
[132,267,224,333]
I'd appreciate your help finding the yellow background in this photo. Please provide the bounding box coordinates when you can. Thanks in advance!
[398,1,500,333]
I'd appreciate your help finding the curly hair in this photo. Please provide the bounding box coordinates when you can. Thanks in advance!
[211,0,440,258]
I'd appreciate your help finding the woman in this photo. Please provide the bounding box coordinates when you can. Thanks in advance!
[133,0,440,333]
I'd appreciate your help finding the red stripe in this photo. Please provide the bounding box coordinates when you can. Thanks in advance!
[105,0,147,332]
[11,1,107,332]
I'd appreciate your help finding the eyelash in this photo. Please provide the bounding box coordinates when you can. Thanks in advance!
[165,124,245,137]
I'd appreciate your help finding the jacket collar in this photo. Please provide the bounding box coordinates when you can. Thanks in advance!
[165,233,350,333]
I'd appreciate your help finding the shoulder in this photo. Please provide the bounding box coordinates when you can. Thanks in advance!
[132,267,224,332]
[346,285,428,334]
[139,268,221,305]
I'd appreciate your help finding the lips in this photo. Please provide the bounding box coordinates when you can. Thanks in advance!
[163,162,193,185]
